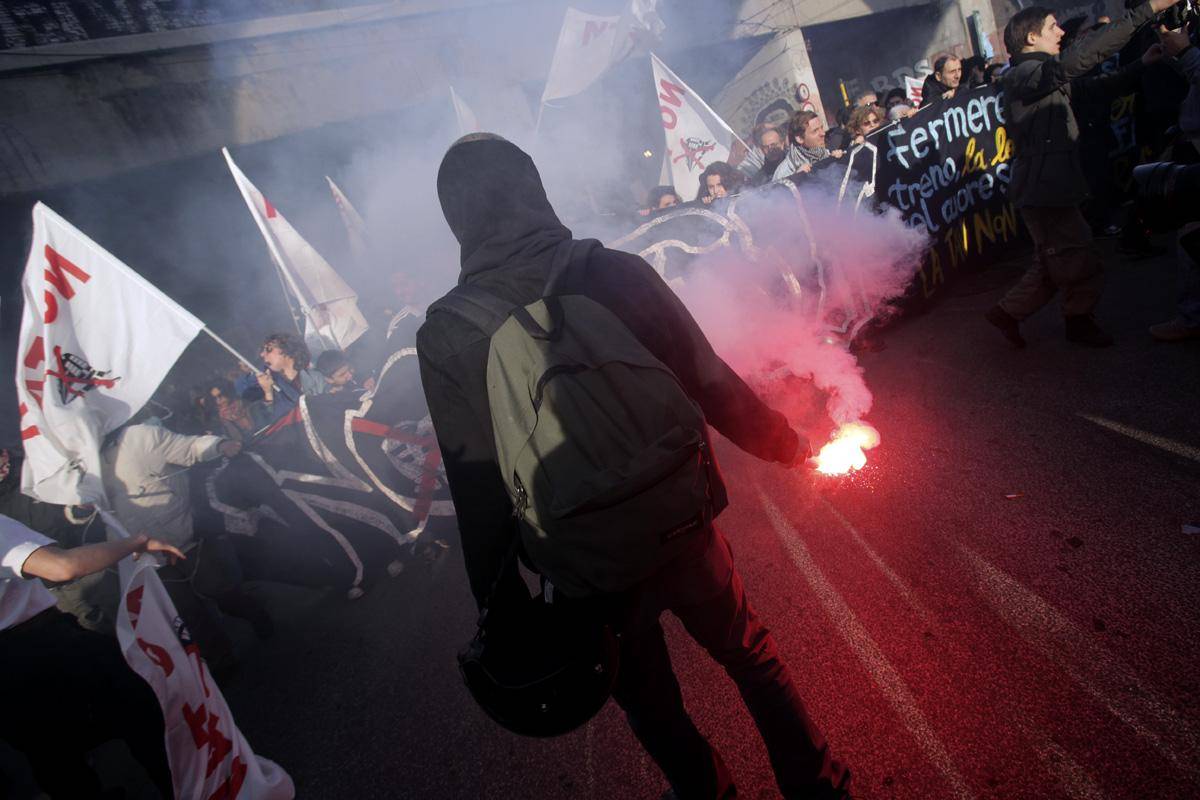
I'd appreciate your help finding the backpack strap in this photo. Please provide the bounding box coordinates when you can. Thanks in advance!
[428,282,516,336]
[545,238,600,297]
[431,238,601,335]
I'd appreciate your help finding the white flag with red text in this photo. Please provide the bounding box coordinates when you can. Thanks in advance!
[14,204,293,800]
[651,54,746,202]
[325,176,371,268]
[15,203,204,507]
[904,75,924,106]
[224,149,369,355]
[541,1,663,104]
[118,550,294,800]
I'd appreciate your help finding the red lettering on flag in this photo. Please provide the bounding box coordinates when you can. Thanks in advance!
[582,20,611,46]
[183,702,235,778]
[23,336,45,370]
[125,584,144,628]
[658,79,685,108]
[137,637,176,676]
[21,338,46,408]
[185,641,212,698]
[42,246,91,324]
[206,756,248,800]
[263,196,277,219]
[17,403,40,440]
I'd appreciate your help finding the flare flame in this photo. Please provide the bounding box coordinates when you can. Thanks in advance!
[813,421,880,475]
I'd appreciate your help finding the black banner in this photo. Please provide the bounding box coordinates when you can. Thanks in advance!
[874,85,1026,300]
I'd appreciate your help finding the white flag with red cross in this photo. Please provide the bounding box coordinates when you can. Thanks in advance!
[651,54,747,202]
[15,202,204,507]
[224,148,369,355]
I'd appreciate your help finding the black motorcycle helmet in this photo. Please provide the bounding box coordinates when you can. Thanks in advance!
[458,593,619,738]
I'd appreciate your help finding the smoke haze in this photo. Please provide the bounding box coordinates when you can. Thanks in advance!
[0,0,921,445]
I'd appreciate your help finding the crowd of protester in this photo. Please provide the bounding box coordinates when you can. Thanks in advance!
[0,316,414,794]
[5,1,1200,797]
[632,2,1200,344]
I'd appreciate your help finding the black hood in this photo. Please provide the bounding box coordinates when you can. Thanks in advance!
[437,135,572,283]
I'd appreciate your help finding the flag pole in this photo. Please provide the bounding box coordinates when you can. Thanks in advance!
[202,327,261,374]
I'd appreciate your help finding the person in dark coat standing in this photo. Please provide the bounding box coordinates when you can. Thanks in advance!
[417,134,850,800]
[984,0,1178,348]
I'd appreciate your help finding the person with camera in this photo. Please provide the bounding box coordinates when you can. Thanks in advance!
[985,0,1183,348]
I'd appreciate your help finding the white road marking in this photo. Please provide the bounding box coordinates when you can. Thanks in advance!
[957,544,1200,778]
[1019,722,1108,800]
[761,493,977,800]
[1078,414,1200,463]
[818,496,936,625]
[585,719,596,798]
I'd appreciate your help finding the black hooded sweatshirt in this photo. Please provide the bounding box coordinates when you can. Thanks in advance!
[417,137,799,609]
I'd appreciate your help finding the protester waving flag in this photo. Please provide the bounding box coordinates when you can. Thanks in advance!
[651,53,748,202]
[225,148,369,355]
[14,202,295,800]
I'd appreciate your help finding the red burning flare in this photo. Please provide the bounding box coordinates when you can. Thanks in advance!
[812,421,880,475]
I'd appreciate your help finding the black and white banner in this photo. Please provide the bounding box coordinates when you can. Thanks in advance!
[875,86,1026,299]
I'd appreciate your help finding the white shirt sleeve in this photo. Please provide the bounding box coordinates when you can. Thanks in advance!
[0,514,54,580]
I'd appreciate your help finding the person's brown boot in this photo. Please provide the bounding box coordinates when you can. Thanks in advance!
[985,305,1026,348]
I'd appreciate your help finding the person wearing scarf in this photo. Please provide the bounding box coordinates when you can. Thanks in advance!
[773,109,844,180]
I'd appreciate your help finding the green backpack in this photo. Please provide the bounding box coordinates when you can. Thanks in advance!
[432,239,715,597]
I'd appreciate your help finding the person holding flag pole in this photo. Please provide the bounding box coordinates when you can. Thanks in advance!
[14,201,294,799]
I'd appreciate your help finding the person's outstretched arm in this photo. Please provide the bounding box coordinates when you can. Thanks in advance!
[21,534,185,583]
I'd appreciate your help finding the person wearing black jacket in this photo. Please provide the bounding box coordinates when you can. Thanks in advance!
[984,0,1179,348]
[417,134,850,800]
[920,55,962,107]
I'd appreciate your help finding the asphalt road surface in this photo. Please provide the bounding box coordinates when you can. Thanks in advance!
[6,240,1199,799]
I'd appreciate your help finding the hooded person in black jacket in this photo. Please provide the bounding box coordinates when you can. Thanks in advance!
[417,134,850,800]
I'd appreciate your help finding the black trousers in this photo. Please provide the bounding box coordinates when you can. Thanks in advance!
[612,525,849,800]
[0,608,174,798]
